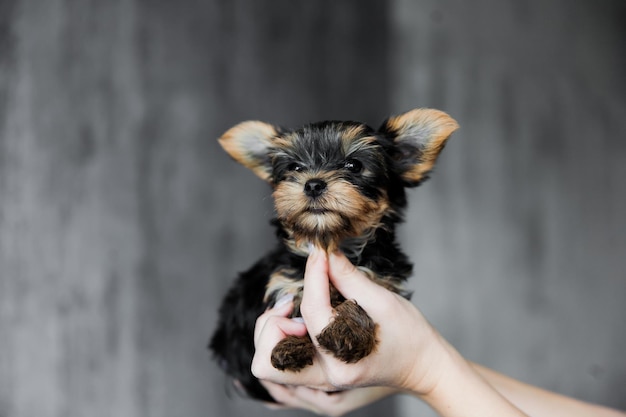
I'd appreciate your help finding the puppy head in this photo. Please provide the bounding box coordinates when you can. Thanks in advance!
[219,108,458,250]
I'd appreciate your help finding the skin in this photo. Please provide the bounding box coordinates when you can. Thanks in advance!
[251,248,626,417]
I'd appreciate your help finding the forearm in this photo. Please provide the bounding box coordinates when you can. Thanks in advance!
[472,363,626,417]
[406,336,528,417]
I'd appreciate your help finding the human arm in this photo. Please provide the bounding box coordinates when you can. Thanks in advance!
[252,248,528,417]
[472,363,626,417]
[256,363,626,417]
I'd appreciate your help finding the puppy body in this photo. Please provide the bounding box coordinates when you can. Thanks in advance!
[209,109,458,402]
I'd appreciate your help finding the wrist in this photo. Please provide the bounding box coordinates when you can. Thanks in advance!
[397,327,455,395]
[404,336,528,417]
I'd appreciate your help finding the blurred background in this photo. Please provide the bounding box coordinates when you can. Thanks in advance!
[0,0,625,416]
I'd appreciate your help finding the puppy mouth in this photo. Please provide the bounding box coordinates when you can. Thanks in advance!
[306,207,331,215]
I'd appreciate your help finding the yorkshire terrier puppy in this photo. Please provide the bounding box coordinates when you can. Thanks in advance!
[209,108,458,402]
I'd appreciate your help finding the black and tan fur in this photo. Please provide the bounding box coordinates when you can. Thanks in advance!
[209,108,458,402]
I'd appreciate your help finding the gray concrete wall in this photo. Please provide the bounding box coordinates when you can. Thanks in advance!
[0,1,624,417]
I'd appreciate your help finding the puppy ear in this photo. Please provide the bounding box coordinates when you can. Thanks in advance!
[381,108,459,187]
[218,121,281,182]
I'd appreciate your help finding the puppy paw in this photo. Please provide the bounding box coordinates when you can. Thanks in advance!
[271,335,316,371]
[316,300,378,363]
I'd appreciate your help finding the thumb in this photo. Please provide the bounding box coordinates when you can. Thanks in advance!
[300,247,335,335]
[327,251,390,311]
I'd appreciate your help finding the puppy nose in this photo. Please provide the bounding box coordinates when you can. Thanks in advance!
[304,179,327,198]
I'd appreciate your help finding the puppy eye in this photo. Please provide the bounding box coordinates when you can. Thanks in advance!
[344,159,363,173]
[287,162,304,172]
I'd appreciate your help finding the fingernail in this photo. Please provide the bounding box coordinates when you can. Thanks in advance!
[291,317,305,323]
[308,246,321,263]
[274,293,294,308]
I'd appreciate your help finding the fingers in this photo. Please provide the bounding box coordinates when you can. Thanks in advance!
[261,381,324,410]
[253,295,298,344]
[260,380,343,416]
[252,295,330,389]
[300,247,335,334]
[260,381,298,409]
[294,385,398,415]
[300,248,397,338]
[252,298,308,382]
[253,351,332,390]
[261,380,398,417]
[327,250,394,312]
[254,248,402,393]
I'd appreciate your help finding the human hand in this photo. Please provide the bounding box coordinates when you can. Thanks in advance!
[252,248,529,416]
[250,289,397,415]
[252,247,448,394]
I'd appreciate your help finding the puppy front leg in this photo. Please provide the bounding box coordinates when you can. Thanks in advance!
[316,300,378,363]
[271,334,316,371]
[270,300,378,372]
